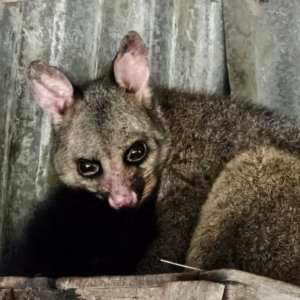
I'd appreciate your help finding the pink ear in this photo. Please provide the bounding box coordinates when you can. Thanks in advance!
[27,60,74,115]
[113,31,150,99]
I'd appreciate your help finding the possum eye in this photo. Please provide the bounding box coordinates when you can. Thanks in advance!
[126,141,147,163]
[77,160,101,177]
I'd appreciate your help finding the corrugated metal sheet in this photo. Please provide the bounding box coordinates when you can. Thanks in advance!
[223,0,300,118]
[0,0,300,262]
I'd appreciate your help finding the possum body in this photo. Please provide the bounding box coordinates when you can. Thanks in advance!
[186,147,300,285]
[24,31,300,275]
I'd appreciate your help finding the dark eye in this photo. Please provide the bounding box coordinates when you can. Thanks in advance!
[77,160,101,177]
[126,141,147,163]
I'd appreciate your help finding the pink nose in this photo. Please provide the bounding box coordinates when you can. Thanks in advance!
[108,190,138,209]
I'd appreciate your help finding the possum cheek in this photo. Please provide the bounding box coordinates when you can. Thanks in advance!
[130,168,156,202]
[141,173,157,200]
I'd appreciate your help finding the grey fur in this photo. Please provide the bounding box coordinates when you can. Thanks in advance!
[186,147,300,285]
[137,90,300,274]
[51,77,169,203]
[27,32,300,279]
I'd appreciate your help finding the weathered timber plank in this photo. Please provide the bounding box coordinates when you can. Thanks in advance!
[75,287,163,300]
[223,284,257,300]
[0,277,55,289]
[0,289,13,300]
[56,272,199,289]
[198,269,300,299]
[163,280,225,300]
[12,288,73,300]
[136,287,164,299]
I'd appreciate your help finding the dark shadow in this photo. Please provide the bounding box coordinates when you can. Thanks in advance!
[1,183,156,278]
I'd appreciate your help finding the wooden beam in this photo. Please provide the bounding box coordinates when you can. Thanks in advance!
[164,281,225,300]
[55,272,199,289]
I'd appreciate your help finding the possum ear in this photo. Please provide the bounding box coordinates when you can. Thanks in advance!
[113,31,150,101]
[27,60,74,116]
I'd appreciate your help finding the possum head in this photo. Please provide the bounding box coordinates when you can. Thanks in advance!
[27,31,170,209]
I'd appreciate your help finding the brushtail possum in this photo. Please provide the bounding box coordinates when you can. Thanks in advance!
[26,31,300,279]
[186,147,300,285]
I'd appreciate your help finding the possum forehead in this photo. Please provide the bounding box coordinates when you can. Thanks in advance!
[56,83,165,163]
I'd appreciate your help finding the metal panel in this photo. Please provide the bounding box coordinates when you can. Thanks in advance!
[223,0,300,119]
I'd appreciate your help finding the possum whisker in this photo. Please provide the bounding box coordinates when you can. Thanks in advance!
[141,167,161,199]
[143,165,161,179]
[160,259,204,272]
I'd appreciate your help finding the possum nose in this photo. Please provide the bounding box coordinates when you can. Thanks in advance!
[108,190,138,209]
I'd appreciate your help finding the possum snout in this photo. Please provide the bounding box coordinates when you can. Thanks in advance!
[108,189,138,209]
[103,168,139,209]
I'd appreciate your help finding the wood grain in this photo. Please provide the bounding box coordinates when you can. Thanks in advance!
[164,280,225,300]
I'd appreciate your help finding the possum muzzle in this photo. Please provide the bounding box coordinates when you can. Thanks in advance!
[102,169,139,209]
[108,188,138,209]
